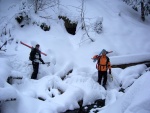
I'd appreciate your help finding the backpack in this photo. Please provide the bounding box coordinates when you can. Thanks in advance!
[29,48,34,61]
[97,56,109,69]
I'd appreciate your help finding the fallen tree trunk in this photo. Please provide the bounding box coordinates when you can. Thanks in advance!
[0,98,16,103]
[7,76,23,84]
[112,61,150,69]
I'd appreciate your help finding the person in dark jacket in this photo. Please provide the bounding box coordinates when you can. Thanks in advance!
[30,44,45,79]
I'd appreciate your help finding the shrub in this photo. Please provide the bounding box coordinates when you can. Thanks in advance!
[93,17,103,34]
[40,23,50,31]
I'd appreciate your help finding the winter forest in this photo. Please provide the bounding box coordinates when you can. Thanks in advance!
[0,0,150,113]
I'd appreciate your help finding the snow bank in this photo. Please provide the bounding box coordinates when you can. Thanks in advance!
[97,71,150,113]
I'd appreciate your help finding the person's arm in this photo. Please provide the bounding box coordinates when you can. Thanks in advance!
[38,53,45,64]
[108,61,111,74]
[39,57,45,64]
[96,56,100,70]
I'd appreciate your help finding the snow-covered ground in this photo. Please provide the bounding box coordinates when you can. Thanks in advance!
[0,0,150,113]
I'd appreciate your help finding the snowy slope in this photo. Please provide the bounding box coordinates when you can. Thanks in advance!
[0,0,150,113]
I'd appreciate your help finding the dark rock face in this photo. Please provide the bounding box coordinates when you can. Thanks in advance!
[58,16,77,35]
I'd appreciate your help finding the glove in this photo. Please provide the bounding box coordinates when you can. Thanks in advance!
[109,69,111,74]
[39,58,45,64]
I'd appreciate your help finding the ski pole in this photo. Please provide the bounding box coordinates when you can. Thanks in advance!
[110,74,113,81]
[29,62,50,67]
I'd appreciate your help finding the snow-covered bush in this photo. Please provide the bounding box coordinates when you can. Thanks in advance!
[93,17,103,34]
[40,23,50,31]
[33,0,58,14]
[15,12,31,27]
[15,0,31,27]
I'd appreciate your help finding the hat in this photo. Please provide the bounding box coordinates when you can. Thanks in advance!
[101,49,108,54]
[35,44,40,47]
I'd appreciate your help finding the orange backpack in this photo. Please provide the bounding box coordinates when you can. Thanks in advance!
[96,56,110,71]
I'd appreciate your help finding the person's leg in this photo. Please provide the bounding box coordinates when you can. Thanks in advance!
[31,62,39,79]
[102,71,107,88]
[98,71,103,85]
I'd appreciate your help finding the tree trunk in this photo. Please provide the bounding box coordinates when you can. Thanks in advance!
[141,1,145,21]
[35,0,38,13]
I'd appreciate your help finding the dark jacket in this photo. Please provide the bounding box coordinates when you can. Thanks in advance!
[30,48,44,63]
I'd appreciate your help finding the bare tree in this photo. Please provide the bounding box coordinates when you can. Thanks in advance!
[33,0,58,14]
[141,0,145,21]
[34,0,38,13]
[122,0,150,21]
[57,0,60,11]
[79,0,94,42]
[80,0,85,30]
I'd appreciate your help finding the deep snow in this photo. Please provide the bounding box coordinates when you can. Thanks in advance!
[0,0,150,113]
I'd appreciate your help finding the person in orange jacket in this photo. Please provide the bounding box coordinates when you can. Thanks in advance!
[96,49,111,89]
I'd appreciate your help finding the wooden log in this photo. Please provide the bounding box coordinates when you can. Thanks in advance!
[112,61,150,69]
[7,76,23,84]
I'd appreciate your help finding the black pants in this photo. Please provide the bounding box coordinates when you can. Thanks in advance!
[31,62,39,79]
[98,71,107,86]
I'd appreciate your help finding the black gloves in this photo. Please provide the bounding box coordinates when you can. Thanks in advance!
[41,60,45,64]
[39,58,45,64]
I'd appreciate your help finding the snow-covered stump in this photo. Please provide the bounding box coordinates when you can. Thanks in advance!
[7,76,23,85]
[7,70,24,85]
